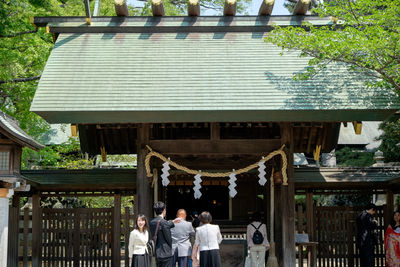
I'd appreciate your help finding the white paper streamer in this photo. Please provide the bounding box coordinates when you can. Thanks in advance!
[193,172,202,199]
[161,160,170,187]
[257,160,267,186]
[228,171,237,198]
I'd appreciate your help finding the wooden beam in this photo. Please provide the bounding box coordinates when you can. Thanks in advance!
[352,121,362,135]
[223,0,237,16]
[258,0,275,16]
[149,139,282,155]
[113,193,121,267]
[210,123,220,140]
[114,0,129,16]
[188,0,200,16]
[151,0,165,16]
[280,123,296,267]
[137,124,152,218]
[293,0,311,15]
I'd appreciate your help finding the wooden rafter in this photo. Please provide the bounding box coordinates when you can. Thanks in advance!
[293,0,311,15]
[223,0,237,16]
[114,0,129,16]
[258,0,275,16]
[188,0,200,16]
[151,0,165,16]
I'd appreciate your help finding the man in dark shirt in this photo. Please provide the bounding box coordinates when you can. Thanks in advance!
[356,203,378,267]
[149,201,175,267]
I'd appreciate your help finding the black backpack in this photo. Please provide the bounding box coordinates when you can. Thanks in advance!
[251,223,264,245]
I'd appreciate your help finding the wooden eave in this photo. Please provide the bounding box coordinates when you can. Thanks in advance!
[33,15,337,34]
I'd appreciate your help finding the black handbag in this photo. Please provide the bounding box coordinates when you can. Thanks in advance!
[147,219,161,257]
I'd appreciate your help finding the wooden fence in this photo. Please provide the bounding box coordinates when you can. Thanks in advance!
[8,206,135,267]
[295,205,387,267]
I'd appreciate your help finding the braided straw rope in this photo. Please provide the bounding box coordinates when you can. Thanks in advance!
[145,145,288,185]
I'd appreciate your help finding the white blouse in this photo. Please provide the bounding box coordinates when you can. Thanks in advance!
[128,229,149,257]
[195,224,222,251]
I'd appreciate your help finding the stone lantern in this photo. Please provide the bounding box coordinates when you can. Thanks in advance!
[0,112,43,267]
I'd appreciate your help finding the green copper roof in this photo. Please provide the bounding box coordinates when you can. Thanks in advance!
[31,32,400,123]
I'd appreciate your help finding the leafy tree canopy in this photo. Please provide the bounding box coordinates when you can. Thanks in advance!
[378,117,400,163]
[266,0,400,94]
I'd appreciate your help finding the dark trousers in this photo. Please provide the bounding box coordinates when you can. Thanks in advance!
[172,248,188,267]
[359,245,374,267]
[156,256,173,267]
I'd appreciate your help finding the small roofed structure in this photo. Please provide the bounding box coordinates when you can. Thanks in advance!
[0,111,42,267]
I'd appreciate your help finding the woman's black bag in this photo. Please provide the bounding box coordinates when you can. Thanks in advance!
[251,223,264,245]
[147,219,161,257]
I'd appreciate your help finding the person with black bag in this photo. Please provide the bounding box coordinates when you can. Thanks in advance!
[356,203,378,267]
[128,214,151,267]
[149,201,176,267]
[246,212,270,267]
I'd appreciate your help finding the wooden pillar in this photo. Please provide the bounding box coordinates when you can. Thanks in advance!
[7,194,20,267]
[386,189,394,228]
[113,193,121,267]
[280,123,296,267]
[31,194,41,267]
[306,190,314,241]
[137,124,152,218]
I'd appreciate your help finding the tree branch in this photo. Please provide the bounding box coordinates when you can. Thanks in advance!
[0,75,41,85]
[0,28,38,38]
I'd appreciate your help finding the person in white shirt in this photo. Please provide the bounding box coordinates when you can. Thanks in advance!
[128,214,151,267]
[191,211,222,267]
[246,212,270,267]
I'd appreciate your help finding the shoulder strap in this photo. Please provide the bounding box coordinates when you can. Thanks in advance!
[251,223,262,230]
[153,219,162,243]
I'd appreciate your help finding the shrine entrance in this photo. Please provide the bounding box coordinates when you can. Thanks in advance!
[166,185,230,220]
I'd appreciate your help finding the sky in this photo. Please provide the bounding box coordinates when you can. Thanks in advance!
[127,0,290,16]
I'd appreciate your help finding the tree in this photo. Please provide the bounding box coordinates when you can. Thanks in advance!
[266,0,400,94]
[378,117,400,163]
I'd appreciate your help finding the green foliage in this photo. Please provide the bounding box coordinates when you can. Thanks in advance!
[266,0,400,93]
[318,194,371,207]
[22,137,94,169]
[335,146,374,167]
[378,118,400,163]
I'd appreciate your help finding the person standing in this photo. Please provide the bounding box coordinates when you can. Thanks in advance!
[385,211,400,267]
[128,214,151,267]
[246,212,270,267]
[356,203,378,267]
[149,202,175,267]
[171,209,195,267]
[191,211,222,267]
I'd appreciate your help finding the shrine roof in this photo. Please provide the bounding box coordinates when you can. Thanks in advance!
[30,16,400,123]
[0,112,43,150]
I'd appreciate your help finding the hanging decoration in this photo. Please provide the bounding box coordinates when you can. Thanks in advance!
[160,159,170,187]
[193,172,202,199]
[228,171,237,198]
[145,144,288,197]
[257,158,267,186]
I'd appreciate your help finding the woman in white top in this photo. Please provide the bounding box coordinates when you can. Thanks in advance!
[128,214,150,267]
[191,211,222,267]
[246,212,270,267]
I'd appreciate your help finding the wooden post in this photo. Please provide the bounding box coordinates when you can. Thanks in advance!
[113,194,121,267]
[188,0,200,16]
[386,190,394,228]
[258,0,274,16]
[7,194,20,267]
[306,190,314,241]
[31,194,41,267]
[346,206,354,267]
[293,0,311,15]
[137,124,152,218]
[114,0,129,16]
[280,123,296,267]
[223,0,237,16]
